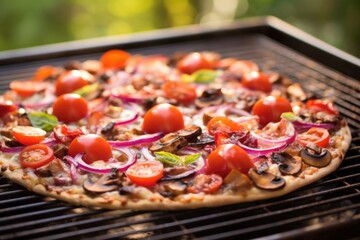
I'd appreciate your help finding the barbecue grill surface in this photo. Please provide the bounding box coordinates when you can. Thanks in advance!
[0,17,359,240]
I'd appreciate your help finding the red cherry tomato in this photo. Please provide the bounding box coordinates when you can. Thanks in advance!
[126,161,164,188]
[187,174,223,194]
[306,99,339,115]
[177,52,214,74]
[207,116,243,136]
[12,126,46,146]
[142,103,184,134]
[298,127,330,148]
[242,72,272,93]
[68,134,112,164]
[0,100,17,118]
[252,96,293,127]
[33,65,58,81]
[228,60,259,76]
[55,70,92,96]
[100,49,131,70]
[52,94,88,123]
[163,81,197,105]
[53,125,84,143]
[19,144,55,169]
[206,144,254,178]
[9,80,47,98]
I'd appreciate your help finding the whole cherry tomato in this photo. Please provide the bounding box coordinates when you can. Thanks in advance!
[163,81,197,105]
[68,134,112,164]
[298,127,330,148]
[306,99,339,115]
[19,144,55,169]
[206,144,254,178]
[52,94,88,123]
[100,49,131,70]
[242,72,272,93]
[177,52,214,74]
[252,96,293,127]
[126,161,164,188]
[142,103,184,134]
[228,60,259,76]
[12,126,46,146]
[55,70,92,96]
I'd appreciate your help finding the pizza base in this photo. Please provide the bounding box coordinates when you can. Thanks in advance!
[0,124,351,210]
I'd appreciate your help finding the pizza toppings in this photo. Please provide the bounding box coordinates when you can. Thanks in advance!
[195,88,224,108]
[11,126,47,146]
[126,161,164,188]
[19,144,55,169]
[52,94,89,123]
[187,174,223,194]
[248,166,285,190]
[271,152,302,175]
[83,171,119,194]
[300,143,332,168]
[298,127,330,148]
[55,70,93,96]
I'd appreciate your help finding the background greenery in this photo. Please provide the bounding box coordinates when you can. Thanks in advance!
[0,0,359,57]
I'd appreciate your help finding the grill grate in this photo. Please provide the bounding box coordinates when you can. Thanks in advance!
[0,19,359,240]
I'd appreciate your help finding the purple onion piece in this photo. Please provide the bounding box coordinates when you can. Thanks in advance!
[114,112,139,126]
[161,155,205,181]
[108,133,163,148]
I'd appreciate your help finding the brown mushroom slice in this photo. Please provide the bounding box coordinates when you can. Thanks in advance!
[195,88,224,108]
[177,125,202,142]
[149,133,188,153]
[300,143,332,168]
[83,174,119,194]
[248,168,285,190]
[271,152,302,175]
[163,181,187,195]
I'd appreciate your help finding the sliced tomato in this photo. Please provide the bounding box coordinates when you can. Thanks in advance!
[163,81,197,105]
[207,116,244,136]
[55,70,92,96]
[306,99,339,115]
[53,125,84,143]
[206,144,254,178]
[177,52,214,74]
[33,65,58,81]
[68,134,112,164]
[12,126,46,146]
[9,80,47,98]
[52,94,88,123]
[142,103,184,134]
[242,71,272,93]
[187,174,223,194]
[100,49,131,70]
[126,161,164,188]
[19,144,55,169]
[298,127,330,148]
[0,100,17,118]
[252,96,293,127]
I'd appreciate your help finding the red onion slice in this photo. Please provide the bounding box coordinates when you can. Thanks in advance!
[237,141,289,156]
[251,122,296,146]
[108,133,163,148]
[1,139,57,153]
[114,112,139,126]
[161,155,205,181]
[141,147,156,161]
[292,121,336,131]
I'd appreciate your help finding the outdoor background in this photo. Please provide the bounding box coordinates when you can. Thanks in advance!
[0,0,359,58]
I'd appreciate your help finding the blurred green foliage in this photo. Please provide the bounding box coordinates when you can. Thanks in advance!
[0,0,359,57]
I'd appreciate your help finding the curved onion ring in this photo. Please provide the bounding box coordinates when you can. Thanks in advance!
[0,139,57,153]
[140,147,156,161]
[161,155,206,181]
[251,122,296,146]
[292,121,336,131]
[110,92,143,104]
[114,112,139,126]
[108,133,163,148]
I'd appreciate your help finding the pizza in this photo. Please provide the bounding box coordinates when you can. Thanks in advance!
[0,49,351,210]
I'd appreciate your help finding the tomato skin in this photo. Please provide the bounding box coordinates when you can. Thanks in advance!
[177,52,214,74]
[52,94,88,123]
[187,174,223,194]
[126,161,164,188]
[10,80,47,98]
[0,100,17,118]
[33,65,58,81]
[306,99,339,115]
[68,134,112,164]
[55,70,92,96]
[298,127,330,148]
[142,103,185,134]
[163,81,197,105]
[228,60,259,76]
[252,96,293,127]
[19,144,55,169]
[100,49,131,70]
[12,126,46,146]
[53,125,84,143]
[206,144,254,178]
[242,72,272,93]
[207,116,243,136]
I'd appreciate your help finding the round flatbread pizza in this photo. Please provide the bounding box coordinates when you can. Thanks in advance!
[0,50,351,210]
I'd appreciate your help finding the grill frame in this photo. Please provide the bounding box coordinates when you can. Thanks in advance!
[0,16,359,240]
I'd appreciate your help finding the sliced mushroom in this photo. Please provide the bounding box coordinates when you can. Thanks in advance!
[149,133,188,152]
[271,152,302,175]
[195,88,224,108]
[300,143,332,168]
[83,173,119,194]
[177,125,202,142]
[189,133,214,146]
[248,168,285,190]
[163,181,187,195]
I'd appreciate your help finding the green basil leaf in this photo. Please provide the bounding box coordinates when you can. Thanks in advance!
[191,70,219,83]
[281,112,301,122]
[73,83,99,97]
[184,153,201,165]
[28,112,58,132]
[154,151,182,166]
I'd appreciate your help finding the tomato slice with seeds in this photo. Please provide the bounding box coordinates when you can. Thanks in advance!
[298,127,330,148]
[126,161,164,188]
[187,174,223,194]
[12,126,47,146]
[163,81,197,105]
[10,80,47,98]
[100,49,131,70]
[19,144,55,169]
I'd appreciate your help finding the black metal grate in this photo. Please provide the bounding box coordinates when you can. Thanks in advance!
[0,20,359,240]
